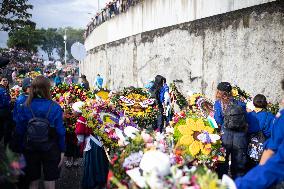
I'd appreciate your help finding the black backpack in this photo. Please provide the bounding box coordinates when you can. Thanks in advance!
[25,102,55,151]
[224,100,247,131]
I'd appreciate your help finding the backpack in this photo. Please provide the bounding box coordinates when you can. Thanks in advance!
[25,102,55,151]
[247,112,268,162]
[223,100,247,131]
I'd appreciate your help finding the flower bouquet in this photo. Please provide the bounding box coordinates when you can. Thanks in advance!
[188,93,214,118]
[51,83,89,133]
[111,87,158,130]
[231,85,252,103]
[172,113,225,168]
[170,83,188,110]
[0,148,25,184]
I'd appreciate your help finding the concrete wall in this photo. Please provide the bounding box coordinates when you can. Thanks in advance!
[85,0,276,50]
[80,1,284,103]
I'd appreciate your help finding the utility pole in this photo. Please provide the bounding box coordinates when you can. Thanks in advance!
[98,0,100,12]
[64,29,67,64]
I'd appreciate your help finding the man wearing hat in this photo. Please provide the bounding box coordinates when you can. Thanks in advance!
[13,77,32,122]
[214,82,248,179]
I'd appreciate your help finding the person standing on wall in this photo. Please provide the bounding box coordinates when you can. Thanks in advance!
[15,76,66,189]
[94,74,104,89]
[214,82,248,179]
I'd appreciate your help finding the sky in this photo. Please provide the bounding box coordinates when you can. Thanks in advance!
[0,0,108,48]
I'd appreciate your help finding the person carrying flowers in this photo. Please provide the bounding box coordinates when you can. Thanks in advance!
[72,101,109,189]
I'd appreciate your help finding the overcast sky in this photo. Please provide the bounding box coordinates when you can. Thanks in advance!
[0,0,108,47]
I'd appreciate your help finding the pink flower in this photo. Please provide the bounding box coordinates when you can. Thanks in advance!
[141,132,153,143]
[10,161,20,170]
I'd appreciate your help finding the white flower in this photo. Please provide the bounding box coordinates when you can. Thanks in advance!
[124,126,139,139]
[140,150,171,177]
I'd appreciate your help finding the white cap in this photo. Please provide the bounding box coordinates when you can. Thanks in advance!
[72,101,85,113]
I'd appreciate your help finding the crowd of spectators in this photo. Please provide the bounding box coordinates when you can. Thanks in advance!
[84,0,143,38]
[0,48,44,83]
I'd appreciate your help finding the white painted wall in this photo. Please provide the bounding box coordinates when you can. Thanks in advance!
[80,1,284,103]
[85,0,276,50]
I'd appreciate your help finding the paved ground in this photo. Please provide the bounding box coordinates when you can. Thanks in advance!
[56,158,84,189]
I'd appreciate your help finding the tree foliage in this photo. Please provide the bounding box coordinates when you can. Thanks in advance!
[57,27,84,59]
[0,0,35,32]
[7,25,42,52]
[39,28,64,59]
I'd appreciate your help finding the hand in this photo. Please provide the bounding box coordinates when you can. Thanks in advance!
[58,153,65,168]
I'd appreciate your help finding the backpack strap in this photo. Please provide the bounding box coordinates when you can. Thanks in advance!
[45,102,54,119]
[28,106,36,118]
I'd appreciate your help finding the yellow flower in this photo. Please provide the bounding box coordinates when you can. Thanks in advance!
[189,141,201,156]
[201,143,211,155]
[202,126,214,134]
[231,88,238,97]
[178,125,193,135]
[179,135,194,145]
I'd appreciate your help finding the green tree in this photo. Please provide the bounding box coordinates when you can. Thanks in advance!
[57,27,84,59]
[0,0,35,32]
[39,28,64,59]
[7,25,42,52]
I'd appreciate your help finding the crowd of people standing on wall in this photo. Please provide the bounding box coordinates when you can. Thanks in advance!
[85,0,143,38]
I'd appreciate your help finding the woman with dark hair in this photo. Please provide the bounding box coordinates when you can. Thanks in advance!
[151,75,170,132]
[247,94,274,136]
[214,82,248,179]
[80,74,90,91]
[15,76,65,189]
[246,94,274,169]
[0,75,11,147]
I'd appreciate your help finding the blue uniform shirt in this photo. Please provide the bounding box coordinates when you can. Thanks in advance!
[95,76,103,88]
[0,86,11,109]
[214,99,246,128]
[264,109,284,152]
[159,84,169,104]
[13,93,28,123]
[235,137,284,189]
[15,98,66,152]
[247,111,274,137]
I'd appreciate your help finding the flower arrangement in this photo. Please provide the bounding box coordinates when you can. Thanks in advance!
[173,113,225,167]
[111,87,158,129]
[170,83,188,110]
[188,93,214,118]
[0,148,25,183]
[27,71,41,79]
[81,99,122,149]
[231,85,252,103]
[10,85,22,100]
[51,83,89,133]
[267,102,280,115]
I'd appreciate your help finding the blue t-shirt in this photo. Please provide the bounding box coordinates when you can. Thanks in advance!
[265,109,284,152]
[15,98,66,152]
[13,93,28,122]
[247,111,274,137]
[0,86,11,109]
[96,76,103,88]
[159,84,169,104]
